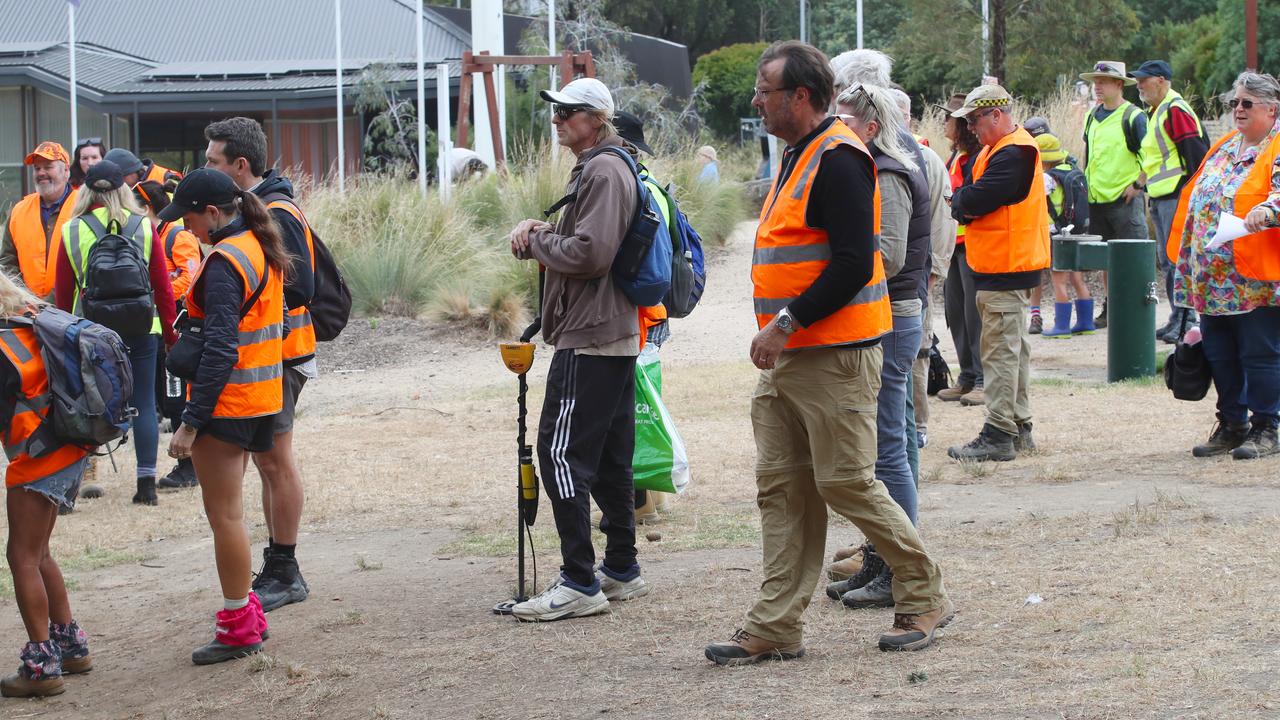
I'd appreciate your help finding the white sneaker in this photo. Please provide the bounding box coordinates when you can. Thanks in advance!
[511,578,610,622]
[596,569,651,602]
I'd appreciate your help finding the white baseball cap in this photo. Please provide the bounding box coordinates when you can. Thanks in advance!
[539,78,615,119]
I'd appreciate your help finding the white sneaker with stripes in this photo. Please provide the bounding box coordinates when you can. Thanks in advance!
[596,569,651,602]
[511,578,610,622]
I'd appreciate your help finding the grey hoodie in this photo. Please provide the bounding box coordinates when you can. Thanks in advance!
[527,136,639,350]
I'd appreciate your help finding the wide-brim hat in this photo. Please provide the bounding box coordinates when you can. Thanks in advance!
[932,92,967,115]
[1036,133,1068,164]
[1080,60,1137,86]
[612,111,653,155]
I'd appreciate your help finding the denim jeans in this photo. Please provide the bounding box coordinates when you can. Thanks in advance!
[124,334,159,478]
[1200,308,1280,427]
[905,370,920,487]
[1150,194,1194,323]
[876,313,923,526]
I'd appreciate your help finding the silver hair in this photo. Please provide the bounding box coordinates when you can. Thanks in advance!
[830,49,893,92]
[836,83,918,173]
[887,87,912,117]
[1223,71,1280,106]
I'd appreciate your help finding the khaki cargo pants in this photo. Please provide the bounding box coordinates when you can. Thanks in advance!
[976,289,1032,436]
[744,345,947,645]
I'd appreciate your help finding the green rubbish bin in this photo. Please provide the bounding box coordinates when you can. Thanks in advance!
[1049,234,1158,382]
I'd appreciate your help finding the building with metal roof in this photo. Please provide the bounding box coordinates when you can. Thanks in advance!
[1,0,690,209]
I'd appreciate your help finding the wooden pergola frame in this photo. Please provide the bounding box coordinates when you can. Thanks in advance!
[455,50,595,169]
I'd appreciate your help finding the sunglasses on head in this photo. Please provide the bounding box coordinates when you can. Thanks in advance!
[1228,98,1259,110]
[553,104,585,121]
[78,137,103,146]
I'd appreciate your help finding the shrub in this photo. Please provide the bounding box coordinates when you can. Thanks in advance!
[693,43,768,139]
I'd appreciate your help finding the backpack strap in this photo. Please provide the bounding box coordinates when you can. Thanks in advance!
[121,213,146,251]
[541,146,641,219]
[1121,102,1142,155]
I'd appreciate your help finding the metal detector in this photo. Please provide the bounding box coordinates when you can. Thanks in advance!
[491,316,542,615]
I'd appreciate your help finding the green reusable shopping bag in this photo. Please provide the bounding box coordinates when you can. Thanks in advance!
[632,345,690,494]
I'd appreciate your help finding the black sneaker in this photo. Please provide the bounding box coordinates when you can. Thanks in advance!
[1231,424,1279,460]
[1014,421,1036,453]
[256,554,309,612]
[1192,421,1249,458]
[158,458,198,490]
[825,544,884,600]
[191,639,262,666]
[1095,301,1108,329]
[841,567,894,609]
[947,423,1017,462]
[131,476,158,506]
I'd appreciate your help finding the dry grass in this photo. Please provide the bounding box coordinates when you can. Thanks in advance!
[920,85,1088,161]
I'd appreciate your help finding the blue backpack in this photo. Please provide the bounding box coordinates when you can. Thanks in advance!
[4,307,135,454]
[639,171,707,318]
[545,147,672,307]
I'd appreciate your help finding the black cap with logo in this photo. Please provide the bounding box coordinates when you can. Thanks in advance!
[158,168,239,222]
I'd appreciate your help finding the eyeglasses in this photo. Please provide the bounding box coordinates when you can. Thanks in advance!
[965,109,996,126]
[1228,98,1259,110]
[553,105,584,121]
[753,86,794,99]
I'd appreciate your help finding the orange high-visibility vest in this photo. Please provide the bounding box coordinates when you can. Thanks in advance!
[964,128,1051,274]
[949,153,968,244]
[186,231,284,419]
[267,199,318,365]
[145,163,182,188]
[0,325,89,488]
[5,188,79,296]
[1167,129,1280,282]
[637,304,667,351]
[160,222,202,300]
[753,121,892,350]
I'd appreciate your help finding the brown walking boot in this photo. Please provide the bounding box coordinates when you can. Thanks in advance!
[936,384,972,402]
[878,601,957,652]
[958,387,986,406]
[1192,421,1249,458]
[705,629,805,666]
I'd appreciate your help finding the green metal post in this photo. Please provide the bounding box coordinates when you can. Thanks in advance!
[1105,239,1158,382]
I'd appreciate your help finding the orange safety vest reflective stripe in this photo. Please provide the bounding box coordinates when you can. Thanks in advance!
[186,231,285,419]
[267,199,318,364]
[160,222,201,300]
[1167,129,1280,282]
[5,188,79,297]
[753,121,892,350]
[949,153,968,243]
[0,325,88,488]
[964,128,1051,274]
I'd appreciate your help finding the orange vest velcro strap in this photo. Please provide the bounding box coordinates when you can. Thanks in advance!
[753,120,893,350]
[964,128,1051,275]
[0,327,88,487]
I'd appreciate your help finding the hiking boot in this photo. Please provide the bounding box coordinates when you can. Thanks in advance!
[192,604,264,665]
[511,576,610,622]
[826,544,884,598]
[947,423,1017,462]
[1028,313,1042,335]
[827,554,862,582]
[841,567,894,609]
[158,458,198,490]
[1014,421,1036,453]
[878,600,957,652]
[596,566,650,602]
[1094,300,1108,329]
[255,553,309,613]
[704,629,805,666]
[1192,421,1249,458]
[937,384,972,402]
[131,476,158,506]
[49,620,91,675]
[958,387,986,406]
[1231,424,1279,460]
[917,431,929,449]
[1,640,64,698]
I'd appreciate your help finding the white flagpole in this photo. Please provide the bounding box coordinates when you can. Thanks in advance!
[799,0,807,44]
[68,1,78,145]
[436,63,452,202]
[416,0,427,196]
[334,0,346,192]
[548,0,557,158]
[856,0,864,49]
[982,0,990,78]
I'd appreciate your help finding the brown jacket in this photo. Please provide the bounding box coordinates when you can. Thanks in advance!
[528,136,639,350]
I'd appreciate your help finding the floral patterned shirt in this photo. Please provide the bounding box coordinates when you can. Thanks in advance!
[1173,119,1280,316]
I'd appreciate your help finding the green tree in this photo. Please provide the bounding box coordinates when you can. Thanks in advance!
[693,42,768,138]
[808,0,900,58]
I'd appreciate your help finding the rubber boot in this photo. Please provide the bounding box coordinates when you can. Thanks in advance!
[1042,302,1074,338]
[1070,298,1096,335]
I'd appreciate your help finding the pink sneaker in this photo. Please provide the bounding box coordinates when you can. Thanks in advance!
[191,604,264,666]
[248,592,270,640]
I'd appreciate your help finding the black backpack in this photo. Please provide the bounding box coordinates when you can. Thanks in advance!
[926,335,952,396]
[263,195,352,342]
[1047,162,1091,234]
[67,214,155,338]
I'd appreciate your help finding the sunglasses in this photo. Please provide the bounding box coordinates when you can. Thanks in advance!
[966,109,996,126]
[77,137,103,146]
[553,105,585,121]
[1228,98,1260,110]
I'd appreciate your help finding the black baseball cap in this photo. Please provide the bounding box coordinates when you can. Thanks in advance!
[83,160,125,192]
[1130,60,1173,80]
[158,168,239,222]
[613,111,654,156]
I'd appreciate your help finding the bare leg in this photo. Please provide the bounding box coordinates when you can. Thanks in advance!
[1070,271,1091,299]
[252,431,303,545]
[1051,271,1071,303]
[193,434,252,600]
[6,489,62,641]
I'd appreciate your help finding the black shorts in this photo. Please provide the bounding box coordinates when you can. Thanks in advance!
[272,367,308,435]
[199,416,276,453]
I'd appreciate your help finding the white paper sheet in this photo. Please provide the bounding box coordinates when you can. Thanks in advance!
[1206,213,1248,251]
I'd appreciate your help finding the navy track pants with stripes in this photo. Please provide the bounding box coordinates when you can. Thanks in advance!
[536,349,638,588]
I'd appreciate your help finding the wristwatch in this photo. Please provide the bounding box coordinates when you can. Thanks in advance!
[775,308,797,335]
